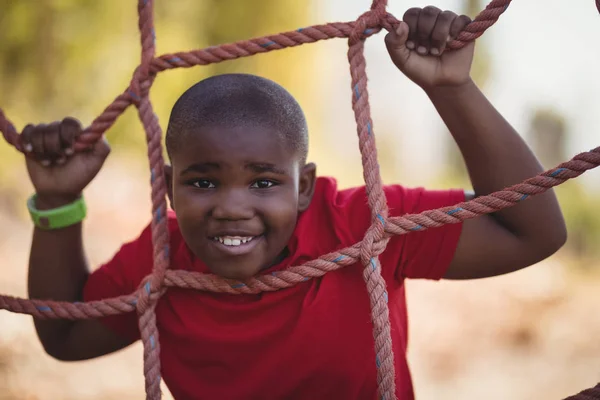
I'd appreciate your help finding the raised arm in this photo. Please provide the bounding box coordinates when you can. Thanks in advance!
[23,118,133,360]
[385,6,566,280]
[427,80,566,279]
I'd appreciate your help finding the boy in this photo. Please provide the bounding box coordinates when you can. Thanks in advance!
[23,6,566,400]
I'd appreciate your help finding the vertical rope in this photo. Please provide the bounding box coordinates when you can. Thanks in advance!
[348,23,395,399]
[132,1,170,399]
[136,90,170,399]
[2,1,600,399]
[137,0,157,80]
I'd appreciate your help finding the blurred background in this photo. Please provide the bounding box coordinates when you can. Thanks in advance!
[1,0,600,399]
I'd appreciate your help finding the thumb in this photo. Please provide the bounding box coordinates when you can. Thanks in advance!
[91,136,111,159]
[384,21,411,69]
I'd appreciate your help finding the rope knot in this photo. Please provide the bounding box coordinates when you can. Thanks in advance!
[349,9,399,44]
[359,217,389,268]
[128,66,155,106]
[136,274,166,316]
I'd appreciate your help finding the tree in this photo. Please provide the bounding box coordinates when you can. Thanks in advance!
[0,0,318,210]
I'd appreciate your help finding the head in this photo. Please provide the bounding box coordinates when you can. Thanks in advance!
[164,73,316,281]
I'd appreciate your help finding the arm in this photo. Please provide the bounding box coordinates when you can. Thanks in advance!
[23,119,133,360]
[385,6,566,280]
[426,81,566,279]
[28,197,133,361]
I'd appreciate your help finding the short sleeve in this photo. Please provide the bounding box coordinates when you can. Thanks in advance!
[391,186,465,280]
[82,223,154,342]
[334,182,464,282]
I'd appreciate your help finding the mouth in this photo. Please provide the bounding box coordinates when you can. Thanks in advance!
[209,234,263,256]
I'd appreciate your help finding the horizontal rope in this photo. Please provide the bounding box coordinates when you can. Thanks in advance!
[3,0,600,398]
[0,3,511,152]
[2,145,597,316]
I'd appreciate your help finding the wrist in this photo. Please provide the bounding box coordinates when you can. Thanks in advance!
[423,77,476,98]
[35,194,82,210]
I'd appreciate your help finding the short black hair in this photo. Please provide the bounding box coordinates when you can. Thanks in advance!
[165,73,308,163]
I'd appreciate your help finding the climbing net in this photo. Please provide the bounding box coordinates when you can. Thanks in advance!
[1,0,600,399]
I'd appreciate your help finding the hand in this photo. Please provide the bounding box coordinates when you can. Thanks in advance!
[385,6,474,90]
[22,117,110,208]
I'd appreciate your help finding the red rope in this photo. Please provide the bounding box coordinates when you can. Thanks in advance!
[1,1,599,399]
[0,6,508,152]
[347,11,395,395]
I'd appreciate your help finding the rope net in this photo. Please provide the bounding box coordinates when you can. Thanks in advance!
[1,0,600,399]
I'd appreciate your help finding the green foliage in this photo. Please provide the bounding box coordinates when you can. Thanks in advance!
[0,0,317,203]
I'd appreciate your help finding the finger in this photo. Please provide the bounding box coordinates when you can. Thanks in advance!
[21,124,34,154]
[431,10,457,55]
[416,6,441,55]
[384,21,411,67]
[93,136,111,159]
[59,117,81,157]
[402,7,420,50]
[449,15,472,40]
[30,124,50,166]
[43,121,63,163]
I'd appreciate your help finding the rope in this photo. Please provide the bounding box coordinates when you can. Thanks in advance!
[0,4,512,152]
[0,1,599,399]
[348,11,395,395]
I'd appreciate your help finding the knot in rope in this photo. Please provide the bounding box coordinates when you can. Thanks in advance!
[128,66,156,107]
[5,1,600,398]
[136,274,166,316]
[359,216,389,268]
[349,9,398,44]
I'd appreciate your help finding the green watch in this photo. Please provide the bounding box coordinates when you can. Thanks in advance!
[27,194,87,230]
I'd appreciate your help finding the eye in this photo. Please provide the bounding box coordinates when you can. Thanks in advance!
[191,179,215,189]
[251,179,276,189]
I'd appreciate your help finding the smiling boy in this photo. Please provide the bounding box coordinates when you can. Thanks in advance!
[24,7,566,400]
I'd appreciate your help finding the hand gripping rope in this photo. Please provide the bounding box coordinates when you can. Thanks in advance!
[1,1,600,399]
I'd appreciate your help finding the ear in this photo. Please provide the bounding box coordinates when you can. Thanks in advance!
[164,164,175,211]
[298,162,317,212]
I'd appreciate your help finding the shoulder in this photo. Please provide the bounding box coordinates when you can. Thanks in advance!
[314,176,459,212]
[310,177,411,211]
[304,177,401,246]
[312,176,463,228]
[305,177,464,259]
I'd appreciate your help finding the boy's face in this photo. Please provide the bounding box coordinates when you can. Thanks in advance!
[165,124,316,281]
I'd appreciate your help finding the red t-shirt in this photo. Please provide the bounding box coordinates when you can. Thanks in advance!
[84,177,464,400]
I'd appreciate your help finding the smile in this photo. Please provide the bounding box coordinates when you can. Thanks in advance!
[213,236,255,246]
[210,235,263,256]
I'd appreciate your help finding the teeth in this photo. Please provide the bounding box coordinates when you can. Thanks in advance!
[214,236,254,246]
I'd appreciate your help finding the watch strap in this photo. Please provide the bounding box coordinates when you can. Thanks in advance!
[27,194,87,230]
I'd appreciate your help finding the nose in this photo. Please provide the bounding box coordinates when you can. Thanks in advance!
[212,188,254,221]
